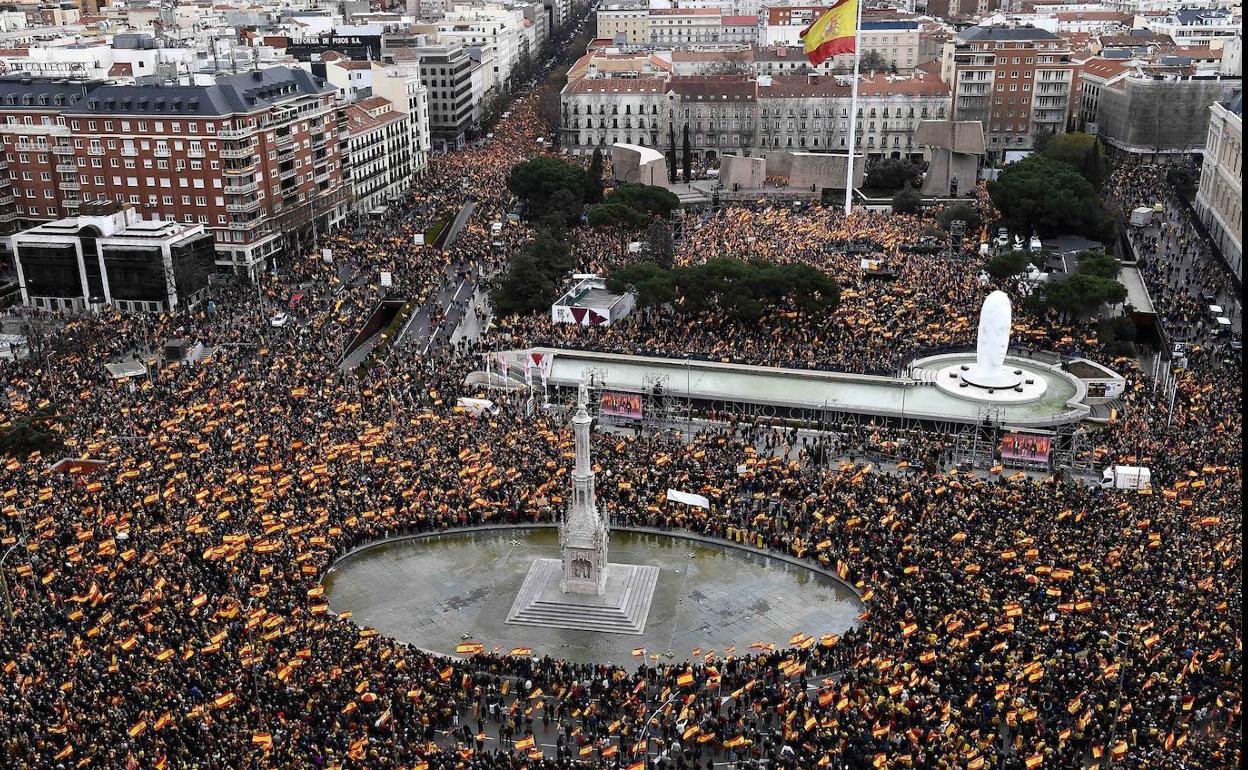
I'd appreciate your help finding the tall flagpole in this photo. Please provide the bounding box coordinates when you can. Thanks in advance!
[843,0,864,215]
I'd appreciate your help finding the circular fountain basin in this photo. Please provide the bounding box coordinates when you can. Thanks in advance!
[322,526,862,668]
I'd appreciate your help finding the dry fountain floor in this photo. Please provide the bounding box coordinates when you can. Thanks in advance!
[323,527,861,668]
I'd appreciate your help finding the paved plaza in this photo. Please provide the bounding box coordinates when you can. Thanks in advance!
[324,528,862,667]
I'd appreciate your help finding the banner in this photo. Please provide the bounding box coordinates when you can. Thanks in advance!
[667,489,710,509]
[1000,433,1051,464]
[527,352,553,385]
[601,392,643,419]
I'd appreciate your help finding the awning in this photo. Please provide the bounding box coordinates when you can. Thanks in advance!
[105,360,148,380]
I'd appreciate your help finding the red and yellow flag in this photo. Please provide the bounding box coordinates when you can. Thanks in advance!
[799,0,858,66]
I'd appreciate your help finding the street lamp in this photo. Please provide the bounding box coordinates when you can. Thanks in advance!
[1104,631,1132,768]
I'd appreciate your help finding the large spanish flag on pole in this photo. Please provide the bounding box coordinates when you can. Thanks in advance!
[799,0,858,67]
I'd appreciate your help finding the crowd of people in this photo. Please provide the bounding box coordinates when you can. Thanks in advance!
[0,60,1241,770]
[498,205,1085,376]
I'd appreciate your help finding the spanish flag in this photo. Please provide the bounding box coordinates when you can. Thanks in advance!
[799,0,857,66]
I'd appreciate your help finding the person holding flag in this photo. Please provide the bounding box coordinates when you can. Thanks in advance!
[799,0,862,214]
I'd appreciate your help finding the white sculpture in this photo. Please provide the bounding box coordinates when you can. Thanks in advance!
[559,383,609,595]
[964,290,1017,388]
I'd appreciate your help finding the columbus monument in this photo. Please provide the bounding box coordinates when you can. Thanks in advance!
[506,383,659,633]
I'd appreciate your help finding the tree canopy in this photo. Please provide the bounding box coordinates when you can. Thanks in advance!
[490,228,573,315]
[987,155,1102,238]
[506,157,587,218]
[607,258,840,322]
[865,158,920,192]
[1041,132,1107,189]
[985,250,1033,281]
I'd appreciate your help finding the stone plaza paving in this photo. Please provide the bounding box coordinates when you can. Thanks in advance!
[324,527,862,667]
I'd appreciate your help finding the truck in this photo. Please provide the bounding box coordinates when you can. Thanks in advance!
[1129,207,1154,227]
[1101,465,1151,490]
[456,397,500,418]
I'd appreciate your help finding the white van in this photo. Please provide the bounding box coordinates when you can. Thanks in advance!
[456,397,500,417]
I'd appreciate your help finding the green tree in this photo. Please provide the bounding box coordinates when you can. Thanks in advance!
[606,261,677,308]
[491,251,559,315]
[506,157,587,218]
[587,202,648,253]
[1074,250,1120,279]
[490,228,574,315]
[644,217,676,269]
[936,201,982,236]
[1039,272,1128,322]
[587,147,605,204]
[1042,132,1107,189]
[865,158,919,192]
[667,124,678,184]
[985,249,1033,280]
[608,183,680,218]
[988,155,1102,238]
[860,50,893,73]
[608,258,840,322]
[892,188,923,215]
[548,188,585,228]
[681,123,692,183]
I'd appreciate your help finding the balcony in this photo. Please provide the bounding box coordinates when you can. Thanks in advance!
[226,199,262,214]
[223,161,257,176]
[0,159,7,170]
[275,132,295,148]
[59,181,81,191]
[88,147,106,156]
[56,163,77,174]
[227,217,265,230]
[51,145,76,156]
[220,144,255,159]
[153,147,171,158]
[0,212,15,223]
[224,180,260,195]
[278,167,297,181]
[0,193,13,206]
[218,126,254,139]
[0,176,9,188]
[188,148,207,159]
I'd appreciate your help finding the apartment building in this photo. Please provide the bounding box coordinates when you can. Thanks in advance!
[1141,8,1240,48]
[560,71,949,162]
[341,96,412,217]
[394,43,475,150]
[1195,92,1242,282]
[0,67,348,277]
[371,61,431,175]
[948,25,1074,158]
[436,4,528,91]
[596,4,650,44]
[649,8,724,46]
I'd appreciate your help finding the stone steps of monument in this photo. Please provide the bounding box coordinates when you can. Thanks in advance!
[506,563,660,636]
[519,562,652,624]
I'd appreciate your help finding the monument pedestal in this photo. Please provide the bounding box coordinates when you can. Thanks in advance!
[506,558,659,635]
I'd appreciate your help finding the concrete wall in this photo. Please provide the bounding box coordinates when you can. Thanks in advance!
[719,154,766,190]
[611,143,667,186]
[764,151,865,191]
[922,150,980,197]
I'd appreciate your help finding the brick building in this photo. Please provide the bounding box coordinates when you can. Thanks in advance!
[0,67,349,278]
[948,25,1074,159]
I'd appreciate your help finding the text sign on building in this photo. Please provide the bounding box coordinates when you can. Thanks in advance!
[287,35,383,61]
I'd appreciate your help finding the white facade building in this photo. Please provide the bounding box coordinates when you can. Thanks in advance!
[1195,93,1242,282]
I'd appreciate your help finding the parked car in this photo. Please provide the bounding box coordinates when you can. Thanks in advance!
[270,312,291,328]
